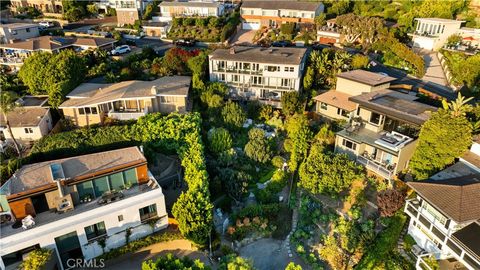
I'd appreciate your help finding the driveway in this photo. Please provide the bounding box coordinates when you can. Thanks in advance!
[104,239,212,270]
[414,48,449,86]
[238,238,307,270]
[230,30,257,45]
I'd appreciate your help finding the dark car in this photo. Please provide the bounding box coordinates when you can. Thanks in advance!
[174,38,196,47]
[311,42,331,50]
[271,40,293,47]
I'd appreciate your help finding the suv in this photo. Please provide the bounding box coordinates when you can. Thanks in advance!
[174,38,196,47]
[38,21,54,28]
[110,45,131,55]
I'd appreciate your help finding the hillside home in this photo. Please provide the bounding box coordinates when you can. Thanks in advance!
[208,46,308,107]
[0,147,168,270]
[0,23,40,44]
[0,96,53,145]
[9,0,64,14]
[410,18,464,51]
[334,89,437,180]
[240,0,324,30]
[60,76,191,127]
[157,1,225,22]
[405,174,480,270]
[316,19,342,44]
[313,70,397,121]
[114,0,154,26]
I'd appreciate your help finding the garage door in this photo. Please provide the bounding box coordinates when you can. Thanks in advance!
[242,22,260,30]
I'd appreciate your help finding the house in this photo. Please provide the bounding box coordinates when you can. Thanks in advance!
[0,147,169,270]
[9,0,64,15]
[409,18,464,51]
[59,76,191,127]
[405,173,480,269]
[316,19,342,44]
[0,23,40,44]
[313,70,397,121]
[334,88,437,180]
[0,96,53,145]
[0,36,116,69]
[114,0,154,26]
[157,1,226,22]
[240,0,324,30]
[142,21,170,38]
[208,46,308,107]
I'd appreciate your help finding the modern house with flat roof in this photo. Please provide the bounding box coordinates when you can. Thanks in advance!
[0,147,168,270]
[409,18,464,51]
[0,36,116,69]
[157,1,226,22]
[0,96,53,146]
[240,0,324,30]
[405,173,480,270]
[208,46,308,107]
[334,87,437,180]
[0,23,40,44]
[60,76,191,127]
[313,70,397,121]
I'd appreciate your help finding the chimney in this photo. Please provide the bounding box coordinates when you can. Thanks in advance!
[139,145,144,153]
[151,86,157,95]
[229,47,236,54]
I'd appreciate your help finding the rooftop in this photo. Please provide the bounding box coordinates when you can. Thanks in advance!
[414,18,464,24]
[2,147,146,196]
[0,36,116,51]
[0,107,49,128]
[451,222,480,262]
[209,46,307,65]
[241,0,322,11]
[337,128,413,154]
[313,91,356,112]
[461,150,480,170]
[17,96,49,107]
[159,1,223,8]
[60,76,191,108]
[349,89,437,126]
[407,174,480,223]
[336,69,397,86]
[0,23,39,30]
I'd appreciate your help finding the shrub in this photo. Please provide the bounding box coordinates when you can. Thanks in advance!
[208,127,232,154]
[21,248,52,270]
[280,22,296,35]
[271,156,285,168]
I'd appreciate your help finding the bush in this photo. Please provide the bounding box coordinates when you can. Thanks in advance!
[280,23,296,35]
[271,156,285,168]
[208,127,232,154]
[21,248,52,270]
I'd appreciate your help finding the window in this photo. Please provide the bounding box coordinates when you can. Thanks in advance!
[118,215,124,222]
[232,75,239,82]
[320,102,327,110]
[337,108,349,117]
[85,107,91,114]
[24,128,33,134]
[77,180,95,201]
[26,28,31,33]
[91,107,98,114]
[160,96,175,104]
[281,78,289,87]
[219,74,226,81]
[342,139,356,150]
[284,67,289,72]
[93,176,110,197]
[84,221,106,241]
[369,112,381,125]
[79,108,85,115]
[123,168,138,186]
[267,66,278,72]
[109,172,124,191]
[11,30,17,35]
[289,67,294,72]
[139,204,157,222]
[356,107,361,116]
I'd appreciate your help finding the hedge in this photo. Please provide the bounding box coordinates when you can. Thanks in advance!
[373,37,425,77]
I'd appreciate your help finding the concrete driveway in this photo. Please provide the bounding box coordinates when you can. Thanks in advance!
[230,30,257,45]
[414,48,449,86]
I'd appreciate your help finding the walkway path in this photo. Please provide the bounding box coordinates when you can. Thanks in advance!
[414,48,449,86]
[397,222,415,265]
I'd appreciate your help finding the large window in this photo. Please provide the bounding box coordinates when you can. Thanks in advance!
[76,169,138,202]
[342,139,357,150]
[84,221,106,241]
[77,181,95,200]
[123,168,137,186]
[320,102,327,110]
[369,112,382,125]
[109,172,124,191]
[139,204,157,222]
[93,176,110,197]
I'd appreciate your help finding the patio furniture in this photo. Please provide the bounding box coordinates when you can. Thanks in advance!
[98,190,124,205]
[55,194,74,213]
[22,215,35,230]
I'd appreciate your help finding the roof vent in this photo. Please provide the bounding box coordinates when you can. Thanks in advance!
[229,47,236,54]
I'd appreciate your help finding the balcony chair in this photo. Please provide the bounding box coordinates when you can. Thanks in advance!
[21,215,35,230]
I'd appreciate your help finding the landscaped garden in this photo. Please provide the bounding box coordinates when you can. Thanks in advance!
[440,50,480,91]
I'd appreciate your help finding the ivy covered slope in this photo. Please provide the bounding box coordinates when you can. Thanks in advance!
[30,113,213,246]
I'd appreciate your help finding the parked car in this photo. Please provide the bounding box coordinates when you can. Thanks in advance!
[311,42,331,50]
[272,40,293,47]
[110,45,131,55]
[174,38,196,47]
[38,21,54,28]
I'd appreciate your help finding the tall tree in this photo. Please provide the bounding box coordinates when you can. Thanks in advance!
[281,91,303,116]
[0,91,21,156]
[244,128,272,164]
[221,101,246,130]
[285,114,313,172]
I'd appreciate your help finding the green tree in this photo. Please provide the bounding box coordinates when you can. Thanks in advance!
[285,262,302,270]
[219,168,251,202]
[351,54,370,69]
[187,52,208,78]
[285,114,313,172]
[314,13,327,28]
[0,91,21,156]
[208,128,232,154]
[220,255,255,270]
[299,144,365,195]
[221,101,246,130]
[21,248,53,270]
[319,235,349,270]
[172,188,213,245]
[272,156,285,169]
[142,253,209,270]
[244,128,272,164]
[281,92,303,116]
[446,34,462,47]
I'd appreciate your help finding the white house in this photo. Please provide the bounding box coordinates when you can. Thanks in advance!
[156,1,226,22]
[208,46,308,107]
[409,18,464,51]
[0,147,169,270]
[0,23,40,44]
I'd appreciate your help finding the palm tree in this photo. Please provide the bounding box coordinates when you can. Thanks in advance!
[0,91,21,157]
[442,92,473,117]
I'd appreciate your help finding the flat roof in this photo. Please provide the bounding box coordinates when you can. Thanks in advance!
[0,36,115,51]
[209,46,307,65]
[414,18,464,24]
[452,222,480,262]
[159,1,222,8]
[3,147,146,196]
[0,23,39,30]
[349,89,437,126]
[60,76,191,108]
[407,174,480,222]
[313,91,356,112]
[241,0,322,11]
[0,107,49,128]
[337,69,397,86]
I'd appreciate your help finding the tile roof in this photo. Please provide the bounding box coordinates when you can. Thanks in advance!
[349,89,437,126]
[313,91,356,111]
[159,1,222,8]
[452,222,480,261]
[209,46,307,65]
[462,150,480,169]
[241,0,322,11]
[337,69,397,86]
[5,147,146,195]
[0,107,49,128]
[0,36,115,51]
[407,175,480,222]
[60,76,191,108]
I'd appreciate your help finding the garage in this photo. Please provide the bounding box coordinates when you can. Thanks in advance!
[242,22,260,30]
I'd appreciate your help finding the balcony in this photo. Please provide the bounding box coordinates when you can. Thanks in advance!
[357,155,394,179]
[374,131,414,152]
[409,31,440,38]
[0,56,24,66]
[405,199,450,238]
[108,107,147,121]
[214,67,263,75]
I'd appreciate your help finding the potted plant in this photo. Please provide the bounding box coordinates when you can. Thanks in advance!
[123,182,132,190]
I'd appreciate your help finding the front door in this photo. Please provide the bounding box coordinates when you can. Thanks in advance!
[55,231,83,269]
[31,194,49,214]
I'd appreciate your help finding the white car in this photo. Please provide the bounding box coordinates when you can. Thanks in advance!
[38,21,54,28]
[110,45,131,56]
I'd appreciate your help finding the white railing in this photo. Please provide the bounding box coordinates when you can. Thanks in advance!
[356,155,393,179]
[0,57,24,65]
[108,107,147,121]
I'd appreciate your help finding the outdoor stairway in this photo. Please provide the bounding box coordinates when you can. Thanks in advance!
[284,191,300,258]
[397,222,415,265]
